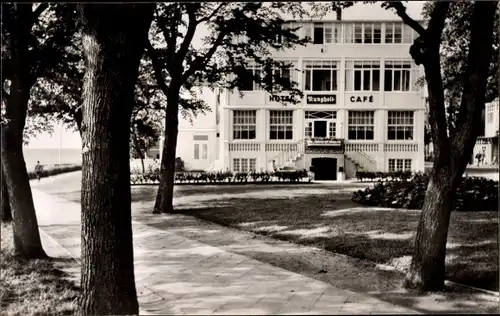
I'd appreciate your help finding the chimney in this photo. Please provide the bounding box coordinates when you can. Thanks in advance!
[336,7,342,21]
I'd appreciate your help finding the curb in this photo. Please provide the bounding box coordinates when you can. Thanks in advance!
[39,227,156,316]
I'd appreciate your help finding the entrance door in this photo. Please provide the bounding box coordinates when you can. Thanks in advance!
[311,157,337,180]
[313,121,327,138]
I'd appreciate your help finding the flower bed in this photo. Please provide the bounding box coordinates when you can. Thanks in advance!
[130,168,314,185]
[352,172,498,212]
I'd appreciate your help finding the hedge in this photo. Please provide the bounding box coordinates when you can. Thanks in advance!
[352,172,498,212]
[28,164,82,180]
[355,171,413,182]
[130,167,314,185]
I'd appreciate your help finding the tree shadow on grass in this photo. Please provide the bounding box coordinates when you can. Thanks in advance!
[166,194,498,292]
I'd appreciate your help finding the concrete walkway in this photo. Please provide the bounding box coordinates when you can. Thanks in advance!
[33,188,420,315]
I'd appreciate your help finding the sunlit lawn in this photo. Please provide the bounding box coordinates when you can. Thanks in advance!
[132,183,498,292]
[35,174,498,292]
[0,223,79,316]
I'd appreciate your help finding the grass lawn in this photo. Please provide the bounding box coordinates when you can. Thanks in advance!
[0,223,79,316]
[134,184,498,292]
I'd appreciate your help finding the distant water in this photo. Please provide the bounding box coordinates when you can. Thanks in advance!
[23,148,82,170]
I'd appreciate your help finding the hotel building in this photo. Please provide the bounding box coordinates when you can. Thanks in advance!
[169,13,427,180]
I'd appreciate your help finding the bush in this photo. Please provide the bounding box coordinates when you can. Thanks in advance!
[356,171,413,182]
[130,169,311,185]
[352,173,498,212]
[28,165,82,180]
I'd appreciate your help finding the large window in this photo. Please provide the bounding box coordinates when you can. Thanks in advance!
[388,159,412,172]
[344,23,382,44]
[304,60,339,91]
[233,110,256,140]
[345,60,380,91]
[193,135,208,160]
[384,61,418,91]
[239,63,262,91]
[304,22,342,44]
[270,61,297,91]
[270,110,293,140]
[348,111,375,140]
[385,23,416,44]
[388,111,414,140]
[233,158,257,173]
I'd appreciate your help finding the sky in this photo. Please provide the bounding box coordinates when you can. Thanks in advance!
[25,1,426,149]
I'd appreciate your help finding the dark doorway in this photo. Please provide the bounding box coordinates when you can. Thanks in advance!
[314,121,327,137]
[311,157,337,180]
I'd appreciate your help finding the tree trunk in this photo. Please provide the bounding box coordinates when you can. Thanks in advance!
[1,163,12,223]
[2,3,46,258]
[404,1,496,292]
[132,127,146,174]
[403,173,453,291]
[77,4,154,315]
[153,92,179,214]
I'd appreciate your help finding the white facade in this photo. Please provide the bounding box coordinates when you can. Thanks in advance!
[472,99,499,165]
[159,87,221,171]
[163,18,428,179]
[218,20,426,179]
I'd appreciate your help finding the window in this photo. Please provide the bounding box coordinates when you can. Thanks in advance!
[348,111,375,140]
[233,110,256,140]
[325,23,342,43]
[385,23,415,44]
[385,22,402,43]
[193,135,209,160]
[329,122,336,138]
[270,110,293,140]
[304,60,339,91]
[345,60,380,91]
[384,61,417,91]
[388,111,414,140]
[271,62,296,90]
[313,23,324,44]
[194,143,208,160]
[305,122,312,138]
[233,158,257,173]
[488,112,494,124]
[388,159,412,172]
[194,144,200,160]
[344,23,382,44]
[239,62,262,91]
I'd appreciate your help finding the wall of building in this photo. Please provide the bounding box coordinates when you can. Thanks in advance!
[159,87,221,171]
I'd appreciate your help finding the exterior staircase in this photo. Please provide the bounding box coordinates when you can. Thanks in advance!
[269,139,306,170]
[269,138,377,173]
[344,140,377,172]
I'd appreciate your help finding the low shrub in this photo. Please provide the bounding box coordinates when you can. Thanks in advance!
[28,165,82,180]
[130,169,312,185]
[355,171,413,182]
[352,173,498,212]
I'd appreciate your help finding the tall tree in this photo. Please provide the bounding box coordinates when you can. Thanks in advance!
[77,3,155,314]
[1,3,77,258]
[324,0,498,291]
[147,2,313,214]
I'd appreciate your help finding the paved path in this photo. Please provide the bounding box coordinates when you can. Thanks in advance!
[33,188,420,315]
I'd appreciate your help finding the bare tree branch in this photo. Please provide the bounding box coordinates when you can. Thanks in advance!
[145,40,171,96]
[181,28,228,81]
[420,1,451,165]
[175,4,199,70]
[386,2,426,36]
[154,6,178,74]
[197,3,226,23]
